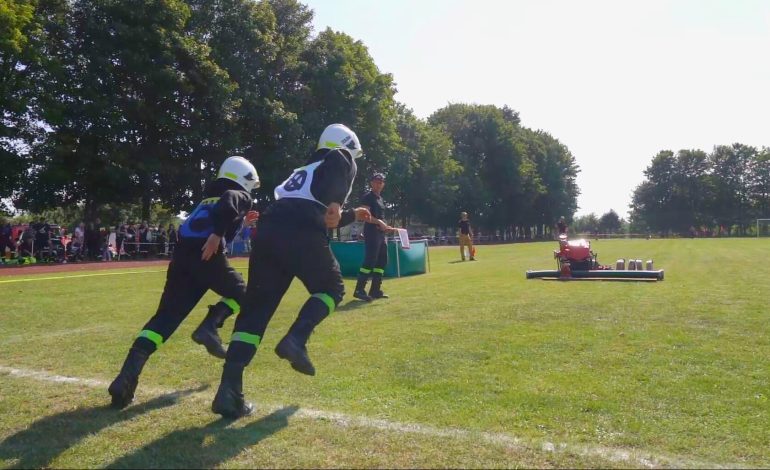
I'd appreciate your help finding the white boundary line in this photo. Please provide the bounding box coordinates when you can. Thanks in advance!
[0,270,167,284]
[0,365,728,468]
[0,265,250,284]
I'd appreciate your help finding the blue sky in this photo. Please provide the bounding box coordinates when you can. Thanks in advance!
[303,0,770,218]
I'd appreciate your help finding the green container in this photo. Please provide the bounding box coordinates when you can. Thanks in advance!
[330,239,429,277]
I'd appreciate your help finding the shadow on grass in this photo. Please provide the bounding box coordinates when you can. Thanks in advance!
[0,385,207,469]
[335,299,374,312]
[105,406,299,469]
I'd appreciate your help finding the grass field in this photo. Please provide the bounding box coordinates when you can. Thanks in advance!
[1,238,768,468]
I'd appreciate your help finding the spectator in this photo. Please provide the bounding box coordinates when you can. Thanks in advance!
[138,221,149,256]
[19,227,35,258]
[32,218,52,259]
[156,225,167,257]
[126,223,137,256]
[74,222,85,245]
[0,221,14,259]
[71,222,86,261]
[116,224,127,257]
[144,225,156,257]
[85,222,100,260]
[101,227,114,261]
[167,223,177,256]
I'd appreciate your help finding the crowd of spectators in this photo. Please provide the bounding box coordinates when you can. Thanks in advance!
[0,218,183,264]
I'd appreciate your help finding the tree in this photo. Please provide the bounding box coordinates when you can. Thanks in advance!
[599,209,621,233]
[708,144,755,235]
[298,28,400,199]
[748,147,770,219]
[388,104,459,227]
[572,213,599,234]
[629,150,677,234]
[0,0,41,199]
[527,130,580,237]
[18,0,238,220]
[429,103,545,236]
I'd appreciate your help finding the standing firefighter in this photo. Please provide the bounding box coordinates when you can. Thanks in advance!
[211,124,371,418]
[354,172,396,301]
[458,211,475,261]
[556,216,568,236]
[108,156,260,409]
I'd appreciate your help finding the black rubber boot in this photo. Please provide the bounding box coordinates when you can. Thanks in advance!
[108,347,150,409]
[369,274,389,299]
[192,303,232,359]
[353,272,372,302]
[275,298,330,376]
[275,334,315,376]
[211,362,253,419]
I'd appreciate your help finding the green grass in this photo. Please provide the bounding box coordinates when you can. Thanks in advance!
[1,239,769,468]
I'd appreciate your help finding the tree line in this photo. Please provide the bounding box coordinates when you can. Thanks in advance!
[2,0,579,236]
[630,144,770,236]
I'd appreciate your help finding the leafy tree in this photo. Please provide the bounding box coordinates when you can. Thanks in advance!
[298,28,400,198]
[598,209,621,233]
[572,213,599,235]
[748,147,770,219]
[526,130,580,237]
[388,104,459,227]
[629,150,677,234]
[187,0,309,206]
[0,0,41,199]
[429,103,545,235]
[708,144,755,235]
[18,0,238,221]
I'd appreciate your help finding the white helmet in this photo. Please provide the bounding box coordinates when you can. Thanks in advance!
[317,123,363,159]
[217,156,260,192]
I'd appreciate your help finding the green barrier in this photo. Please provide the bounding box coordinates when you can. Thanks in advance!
[331,240,429,278]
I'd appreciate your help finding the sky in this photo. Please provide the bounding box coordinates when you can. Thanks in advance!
[303,0,770,218]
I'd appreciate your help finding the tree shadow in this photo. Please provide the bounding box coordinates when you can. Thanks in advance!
[105,405,299,469]
[0,385,208,469]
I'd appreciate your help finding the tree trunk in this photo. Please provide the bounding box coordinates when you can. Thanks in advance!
[84,199,97,223]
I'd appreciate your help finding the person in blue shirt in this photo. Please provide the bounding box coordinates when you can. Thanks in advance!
[108,157,260,410]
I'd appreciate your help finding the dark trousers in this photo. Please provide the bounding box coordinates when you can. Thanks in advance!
[226,222,344,364]
[134,242,246,353]
[356,229,387,294]
[362,230,387,271]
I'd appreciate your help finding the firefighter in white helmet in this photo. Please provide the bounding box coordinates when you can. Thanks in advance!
[211,124,371,418]
[108,156,260,410]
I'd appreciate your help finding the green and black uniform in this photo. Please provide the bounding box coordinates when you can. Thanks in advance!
[355,190,388,297]
[211,147,359,417]
[109,178,253,409]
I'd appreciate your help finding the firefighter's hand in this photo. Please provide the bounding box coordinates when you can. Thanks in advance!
[245,210,259,224]
[325,203,342,228]
[353,207,371,222]
[201,234,222,261]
